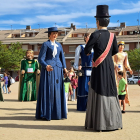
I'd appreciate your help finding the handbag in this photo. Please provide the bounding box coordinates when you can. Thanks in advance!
[77,70,84,77]
[10,78,15,84]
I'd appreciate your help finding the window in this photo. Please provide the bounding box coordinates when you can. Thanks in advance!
[129,31,133,35]
[34,44,38,51]
[22,45,28,50]
[124,44,129,51]
[69,46,76,52]
[61,33,65,36]
[78,34,83,37]
[136,43,140,48]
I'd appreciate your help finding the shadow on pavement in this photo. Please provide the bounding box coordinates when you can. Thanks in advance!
[0,123,90,132]
[0,108,35,111]
[0,116,36,121]
[6,113,35,115]
[126,110,140,113]
[68,108,85,113]
[4,99,19,102]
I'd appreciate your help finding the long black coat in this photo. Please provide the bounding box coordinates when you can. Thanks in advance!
[84,29,118,97]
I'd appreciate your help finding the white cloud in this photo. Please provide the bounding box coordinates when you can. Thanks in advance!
[108,22,119,27]
[110,8,140,15]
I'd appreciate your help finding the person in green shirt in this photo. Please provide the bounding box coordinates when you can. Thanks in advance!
[118,71,127,113]
[63,70,73,114]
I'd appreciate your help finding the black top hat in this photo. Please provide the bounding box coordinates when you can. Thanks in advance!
[44,27,61,33]
[95,5,111,18]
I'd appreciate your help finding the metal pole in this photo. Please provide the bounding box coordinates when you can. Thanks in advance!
[137,19,139,48]
[86,23,87,32]
[117,20,119,29]
[38,24,40,30]
[11,25,12,32]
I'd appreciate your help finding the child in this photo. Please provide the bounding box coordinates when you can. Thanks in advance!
[63,71,73,113]
[71,75,77,101]
[118,71,127,113]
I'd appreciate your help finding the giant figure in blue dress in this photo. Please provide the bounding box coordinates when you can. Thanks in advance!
[73,33,94,111]
[36,27,68,120]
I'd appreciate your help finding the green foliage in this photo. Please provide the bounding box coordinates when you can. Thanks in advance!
[127,48,140,72]
[0,42,26,71]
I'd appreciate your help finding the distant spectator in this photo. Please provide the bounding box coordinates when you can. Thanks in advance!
[71,75,77,101]
[118,71,127,114]
[2,73,8,94]
[75,75,78,100]
[63,70,73,113]
[68,67,76,80]
[7,72,12,94]
[68,67,76,100]
[138,80,140,86]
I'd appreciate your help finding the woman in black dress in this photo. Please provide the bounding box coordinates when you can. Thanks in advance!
[84,5,122,131]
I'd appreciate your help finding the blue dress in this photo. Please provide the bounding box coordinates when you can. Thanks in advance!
[77,45,94,111]
[36,40,67,120]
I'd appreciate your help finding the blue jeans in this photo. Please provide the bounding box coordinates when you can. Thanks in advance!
[2,84,8,93]
[71,88,75,101]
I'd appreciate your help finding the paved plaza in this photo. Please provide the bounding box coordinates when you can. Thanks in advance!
[0,82,140,140]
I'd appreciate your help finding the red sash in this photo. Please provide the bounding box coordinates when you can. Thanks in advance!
[92,33,114,68]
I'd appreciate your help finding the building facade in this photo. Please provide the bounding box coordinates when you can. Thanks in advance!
[0,23,140,77]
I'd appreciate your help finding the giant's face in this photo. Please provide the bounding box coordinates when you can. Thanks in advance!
[85,34,90,43]
[26,51,34,60]
[118,45,124,52]
[49,32,58,41]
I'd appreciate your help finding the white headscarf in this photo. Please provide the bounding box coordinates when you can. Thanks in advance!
[50,40,58,58]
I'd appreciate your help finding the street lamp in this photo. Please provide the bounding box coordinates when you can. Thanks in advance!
[11,25,12,32]
[38,24,40,30]
[86,23,88,32]
[137,19,139,48]
[117,20,119,29]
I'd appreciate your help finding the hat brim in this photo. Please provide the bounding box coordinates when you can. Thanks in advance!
[44,30,62,33]
[94,16,111,18]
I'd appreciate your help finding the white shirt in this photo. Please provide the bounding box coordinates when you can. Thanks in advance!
[73,45,94,70]
[50,40,58,58]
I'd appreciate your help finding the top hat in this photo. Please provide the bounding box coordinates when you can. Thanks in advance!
[44,27,61,33]
[95,5,111,18]
[118,41,125,46]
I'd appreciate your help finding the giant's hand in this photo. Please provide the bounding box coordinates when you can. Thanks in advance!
[129,69,133,75]
[21,70,25,75]
[64,68,68,74]
[46,65,53,72]
[37,69,40,74]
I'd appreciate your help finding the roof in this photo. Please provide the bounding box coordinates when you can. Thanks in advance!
[0,25,140,44]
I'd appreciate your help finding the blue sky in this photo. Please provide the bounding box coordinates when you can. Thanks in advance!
[0,0,140,30]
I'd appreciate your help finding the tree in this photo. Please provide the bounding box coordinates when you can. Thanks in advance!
[0,42,26,71]
[127,48,140,79]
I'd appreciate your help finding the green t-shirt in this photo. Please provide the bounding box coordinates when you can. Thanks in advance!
[118,78,127,95]
[64,79,70,93]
